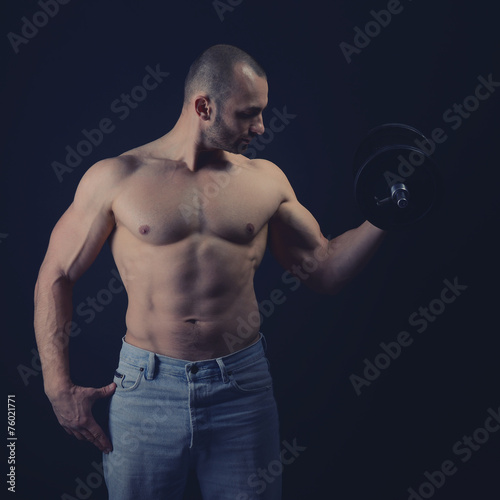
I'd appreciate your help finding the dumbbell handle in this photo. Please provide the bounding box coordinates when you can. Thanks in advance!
[391,183,409,208]
[375,183,410,208]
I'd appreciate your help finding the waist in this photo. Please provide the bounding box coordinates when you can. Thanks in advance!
[124,307,261,359]
[118,332,267,379]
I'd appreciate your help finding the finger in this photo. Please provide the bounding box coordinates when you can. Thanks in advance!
[78,427,108,452]
[62,424,84,440]
[71,429,87,441]
[86,424,113,454]
[89,382,116,402]
[64,420,109,451]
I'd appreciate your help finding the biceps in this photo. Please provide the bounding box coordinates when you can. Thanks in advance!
[41,203,114,282]
[269,200,327,268]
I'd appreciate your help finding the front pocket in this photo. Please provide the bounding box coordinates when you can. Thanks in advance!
[229,357,272,393]
[113,362,144,393]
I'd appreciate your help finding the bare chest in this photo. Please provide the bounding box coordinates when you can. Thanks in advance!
[112,166,282,245]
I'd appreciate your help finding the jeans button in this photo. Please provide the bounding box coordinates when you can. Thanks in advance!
[190,364,198,374]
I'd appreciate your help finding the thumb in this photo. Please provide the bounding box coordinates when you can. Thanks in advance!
[92,382,116,400]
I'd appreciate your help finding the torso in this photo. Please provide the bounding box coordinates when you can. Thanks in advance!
[108,143,286,360]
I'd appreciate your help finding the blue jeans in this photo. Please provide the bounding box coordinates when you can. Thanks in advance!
[103,334,281,499]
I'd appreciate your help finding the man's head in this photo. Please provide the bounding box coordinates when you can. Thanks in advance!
[184,44,268,154]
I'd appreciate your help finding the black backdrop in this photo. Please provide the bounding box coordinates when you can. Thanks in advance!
[2,1,500,499]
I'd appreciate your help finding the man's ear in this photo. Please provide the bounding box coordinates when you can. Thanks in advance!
[194,96,212,121]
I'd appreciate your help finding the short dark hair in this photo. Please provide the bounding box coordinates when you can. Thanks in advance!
[183,44,266,108]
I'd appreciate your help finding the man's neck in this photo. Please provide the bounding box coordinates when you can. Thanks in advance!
[155,111,225,172]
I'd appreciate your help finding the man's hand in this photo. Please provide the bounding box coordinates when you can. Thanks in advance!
[48,383,116,454]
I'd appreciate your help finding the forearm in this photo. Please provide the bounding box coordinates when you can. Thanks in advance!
[316,221,387,294]
[34,270,75,398]
[34,268,116,454]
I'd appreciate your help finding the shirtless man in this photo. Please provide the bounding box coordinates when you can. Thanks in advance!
[34,45,386,499]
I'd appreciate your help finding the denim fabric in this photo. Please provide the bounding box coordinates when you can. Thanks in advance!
[103,334,281,499]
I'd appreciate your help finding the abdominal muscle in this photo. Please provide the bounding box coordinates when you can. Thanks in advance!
[110,231,264,361]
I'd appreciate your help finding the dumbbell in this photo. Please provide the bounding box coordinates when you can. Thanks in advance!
[353,123,443,230]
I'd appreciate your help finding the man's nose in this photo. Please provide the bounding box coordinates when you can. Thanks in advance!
[250,115,265,135]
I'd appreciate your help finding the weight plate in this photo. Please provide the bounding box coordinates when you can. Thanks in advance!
[354,145,440,230]
[353,123,430,177]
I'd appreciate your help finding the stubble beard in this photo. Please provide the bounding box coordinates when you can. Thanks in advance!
[204,110,245,155]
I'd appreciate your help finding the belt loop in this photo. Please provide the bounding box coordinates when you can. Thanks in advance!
[260,332,267,351]
[216,358,229,384]
[146,352,156,380]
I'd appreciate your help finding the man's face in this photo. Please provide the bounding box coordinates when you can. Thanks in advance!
[204,64,268,154]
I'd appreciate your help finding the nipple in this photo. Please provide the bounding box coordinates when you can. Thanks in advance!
[246,223,255,234]
[139,225,150,235]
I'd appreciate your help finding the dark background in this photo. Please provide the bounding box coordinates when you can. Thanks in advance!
[1,0,499,498]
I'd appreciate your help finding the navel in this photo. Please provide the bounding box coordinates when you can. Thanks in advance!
[139,224,151,235]
[246,223,255,234]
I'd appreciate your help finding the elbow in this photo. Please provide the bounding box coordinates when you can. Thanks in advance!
[34,268,46,305]
[34,264,73,300]
[34,277,39,302]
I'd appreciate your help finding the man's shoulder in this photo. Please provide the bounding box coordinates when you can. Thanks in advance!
[228,155,295,205]
[250,157,294,191]
[232,154,288,180]
[80,154,140,186]
[73,154,142,210]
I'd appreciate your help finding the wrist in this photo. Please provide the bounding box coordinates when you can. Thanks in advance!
[44,380,74,400]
